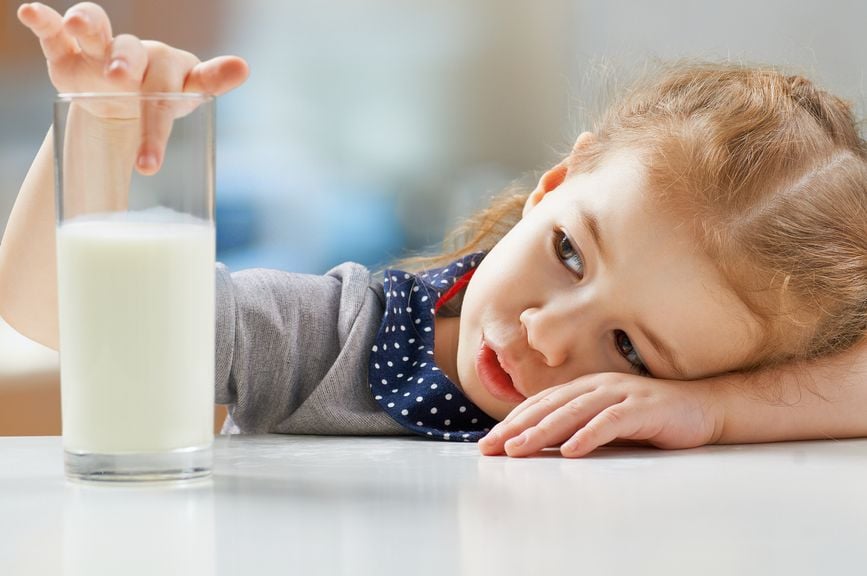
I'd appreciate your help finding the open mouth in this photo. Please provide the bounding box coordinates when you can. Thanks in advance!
[475,341,526,404]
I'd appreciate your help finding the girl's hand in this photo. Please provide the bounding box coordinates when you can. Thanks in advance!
[478,373,724,458]
[17,2,249,174]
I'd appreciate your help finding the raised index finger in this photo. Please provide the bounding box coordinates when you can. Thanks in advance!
[17,2,78,63]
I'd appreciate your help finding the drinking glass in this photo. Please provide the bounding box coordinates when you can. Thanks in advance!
[54,93,215,481]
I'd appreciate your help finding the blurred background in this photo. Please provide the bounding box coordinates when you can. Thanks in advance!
[1,0,865,434]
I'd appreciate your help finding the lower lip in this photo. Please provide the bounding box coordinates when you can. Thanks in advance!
[475,342,526,404]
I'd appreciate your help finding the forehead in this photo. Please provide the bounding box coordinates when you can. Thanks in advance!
[559,151,764,378]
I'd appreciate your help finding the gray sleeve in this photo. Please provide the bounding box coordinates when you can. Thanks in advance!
[215,262,406,436]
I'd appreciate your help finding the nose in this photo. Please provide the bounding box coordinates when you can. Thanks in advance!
[519,304,577,368]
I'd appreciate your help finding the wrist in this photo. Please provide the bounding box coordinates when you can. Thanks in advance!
[704,378,729,444]
[69,103,139,142]
[62,104,138,217]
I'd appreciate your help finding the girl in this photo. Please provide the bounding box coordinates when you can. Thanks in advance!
[2,2,867,459]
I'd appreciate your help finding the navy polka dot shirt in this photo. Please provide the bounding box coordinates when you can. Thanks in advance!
[368,252,498,441]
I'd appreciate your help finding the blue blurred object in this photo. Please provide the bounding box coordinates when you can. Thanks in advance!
[215,195,258,253]
[214,175,406,274]
[319,189,405,271]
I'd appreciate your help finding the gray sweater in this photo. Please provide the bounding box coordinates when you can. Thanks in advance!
[214,262,406,436]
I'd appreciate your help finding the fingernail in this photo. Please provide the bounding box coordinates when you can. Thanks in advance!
[507,433,527,448]
[480,431,498,445]
[66,10,89,26]
[20,3,39,19]
[106,58,128,75]
[137,153,158,172]
[560,439,576,453]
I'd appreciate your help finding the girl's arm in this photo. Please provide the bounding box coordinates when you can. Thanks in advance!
[711,342,867,444]
[0,127,61,349]
[0,2,248,349]
[479,340,867,457]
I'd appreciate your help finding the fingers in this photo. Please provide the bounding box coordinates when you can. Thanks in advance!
[479,376,715,459]
[497,382,568,424]
[20,1,249,175]
[184,56,250,96]
[136,47,248,173]
[17,2,78,62]
[136,42,198,174]
[560,405,637,458]
[478,395,555,456]
[504,392,615,457]
[105,34,147,83]
[62,2,113,61]
[504,389,625,457]
[478,383,605,456]
[137,98,174,174]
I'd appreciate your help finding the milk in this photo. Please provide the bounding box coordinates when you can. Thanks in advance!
[57,208,215,454]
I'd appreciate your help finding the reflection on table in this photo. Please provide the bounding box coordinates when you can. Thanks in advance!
[1,435,866,576]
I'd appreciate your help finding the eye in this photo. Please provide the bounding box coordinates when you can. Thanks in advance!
[614,329,650,377]
[553,229,585,279]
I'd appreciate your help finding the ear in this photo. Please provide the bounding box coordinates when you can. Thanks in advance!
[522,131,596,217]
[523,164,567,216]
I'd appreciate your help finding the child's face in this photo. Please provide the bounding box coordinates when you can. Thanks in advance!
[447,148,764,420]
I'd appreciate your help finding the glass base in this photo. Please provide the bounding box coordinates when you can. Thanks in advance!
[64,444,212,482]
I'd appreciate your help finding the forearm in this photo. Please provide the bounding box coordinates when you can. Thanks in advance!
[0,128,59,349]
[711,343,867,444]
[0,111,136,350]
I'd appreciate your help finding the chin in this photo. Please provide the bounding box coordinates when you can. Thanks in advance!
[481,405,511,422]
[461,380,514,421]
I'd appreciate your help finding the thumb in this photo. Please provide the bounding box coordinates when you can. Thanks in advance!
[184,56,250,95]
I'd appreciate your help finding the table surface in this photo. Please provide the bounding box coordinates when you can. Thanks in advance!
[1,435,866,576]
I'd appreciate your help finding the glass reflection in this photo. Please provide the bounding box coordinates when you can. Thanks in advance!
[62,479,215,576]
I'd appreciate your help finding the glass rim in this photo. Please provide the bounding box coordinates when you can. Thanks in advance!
[55,92,214,103]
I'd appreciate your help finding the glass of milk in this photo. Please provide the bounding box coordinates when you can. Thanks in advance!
[54,93,216,481]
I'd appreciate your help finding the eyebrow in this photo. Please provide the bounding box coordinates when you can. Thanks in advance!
[581,211,607,262]
[636,320,688,379]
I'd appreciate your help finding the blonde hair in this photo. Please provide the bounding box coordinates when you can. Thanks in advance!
[403,61,867,367]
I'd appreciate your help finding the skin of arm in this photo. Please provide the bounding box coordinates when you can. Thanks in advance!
[479,339,867,458]
[0,129,59,349]
[0,2,248,350]
[0,110,138,350]
[4,4,863,457]
[710,341,867,445]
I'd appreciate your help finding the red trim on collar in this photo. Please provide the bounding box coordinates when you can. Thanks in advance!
[434,267,477,314]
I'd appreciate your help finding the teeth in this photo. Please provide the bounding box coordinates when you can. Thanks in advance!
[496,353,508,375]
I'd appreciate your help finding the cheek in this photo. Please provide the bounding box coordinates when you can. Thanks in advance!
[455,303,487,394]
[459,267,493,326]
[456,303,480,368]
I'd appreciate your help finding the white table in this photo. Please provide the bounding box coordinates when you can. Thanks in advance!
[1,435,865,575]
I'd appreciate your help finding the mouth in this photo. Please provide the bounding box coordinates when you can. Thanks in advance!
[475,339,526,404]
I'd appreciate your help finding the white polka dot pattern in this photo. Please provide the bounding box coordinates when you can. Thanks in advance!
[368,252,496,442]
